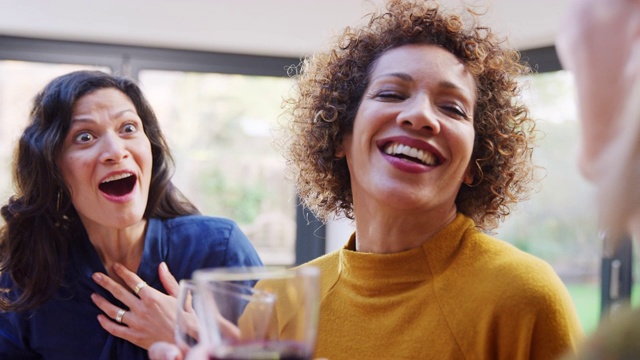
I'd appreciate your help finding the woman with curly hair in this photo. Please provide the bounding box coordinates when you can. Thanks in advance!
[150,0,583,359]
[0,70,263,359]
[277,0,582,359]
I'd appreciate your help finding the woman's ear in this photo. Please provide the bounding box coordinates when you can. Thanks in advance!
[463,162,475,185]
[335,141,346,158]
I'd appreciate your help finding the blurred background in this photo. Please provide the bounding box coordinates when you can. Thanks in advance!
[1,0,634,334]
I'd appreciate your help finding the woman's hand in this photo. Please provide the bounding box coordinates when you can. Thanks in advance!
[91,261,180,349]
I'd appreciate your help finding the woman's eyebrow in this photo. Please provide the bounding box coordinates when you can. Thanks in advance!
[374,72,414,82]
[114,109,138,118]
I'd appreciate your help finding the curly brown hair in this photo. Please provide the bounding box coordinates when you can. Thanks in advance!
[279,0,536,231]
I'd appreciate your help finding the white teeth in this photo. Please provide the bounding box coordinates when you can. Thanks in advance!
[383,143,437,165]
[102,173,133,183]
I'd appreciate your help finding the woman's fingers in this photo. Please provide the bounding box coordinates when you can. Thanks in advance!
[113,262,151,298]
[159,262,180,297]
[90,293,129,323]
[92,264,178,349]
[92,272,138,305]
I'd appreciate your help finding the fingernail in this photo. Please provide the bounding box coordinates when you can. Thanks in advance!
[92,273,103,282]
[161,262,168,272]
[113,262,121,270]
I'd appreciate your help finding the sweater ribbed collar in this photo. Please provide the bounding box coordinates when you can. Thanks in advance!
[338,213,475,291]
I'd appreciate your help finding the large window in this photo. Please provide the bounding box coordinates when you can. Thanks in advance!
[138,70,296,264]
[0,60,110,203]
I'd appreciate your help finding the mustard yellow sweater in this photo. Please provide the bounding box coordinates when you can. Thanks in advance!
[302,213,583,360]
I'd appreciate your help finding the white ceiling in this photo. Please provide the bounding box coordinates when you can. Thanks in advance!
[0,0,570,58]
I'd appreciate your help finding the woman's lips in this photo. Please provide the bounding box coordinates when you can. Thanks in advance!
[377,136,443,166]
[382,142,438,165]
[99,172,137,197]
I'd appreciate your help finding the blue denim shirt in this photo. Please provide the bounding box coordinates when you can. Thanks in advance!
[0,215,263,359]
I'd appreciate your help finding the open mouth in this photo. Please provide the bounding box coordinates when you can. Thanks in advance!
[99,173,137,197]
[382,142,440,166]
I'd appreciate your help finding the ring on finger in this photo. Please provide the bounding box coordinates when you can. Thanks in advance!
[115,308,126,324]
[134,281,148,295]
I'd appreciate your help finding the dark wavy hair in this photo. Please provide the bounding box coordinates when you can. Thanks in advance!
[279,0,537,231]
[0,70,199,312]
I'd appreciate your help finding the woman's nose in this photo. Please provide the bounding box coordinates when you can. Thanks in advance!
[396,96,441,133]
[98,133,128,163]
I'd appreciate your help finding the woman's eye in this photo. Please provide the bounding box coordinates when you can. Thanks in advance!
[375,91,405,100]
[74,132,94,143]
[122,123,137,134]
[442,105,469,120]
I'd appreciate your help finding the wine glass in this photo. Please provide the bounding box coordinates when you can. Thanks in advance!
[193,266,320,360]
[175,279,201,353]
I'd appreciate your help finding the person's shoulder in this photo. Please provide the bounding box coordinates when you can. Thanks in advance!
[466,229,556,275]
[160,215,240,234]
[461,230,569,299]
[155,215,261,267]
[303,248,340,269]
[156,215,246,247]
[296,250,341,297]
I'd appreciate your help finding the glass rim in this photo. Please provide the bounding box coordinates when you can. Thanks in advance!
[193,265,319,282]
[178,279,196,287]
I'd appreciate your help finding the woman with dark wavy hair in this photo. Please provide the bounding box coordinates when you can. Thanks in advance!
[275,0,583,359]
[0,70,262,359]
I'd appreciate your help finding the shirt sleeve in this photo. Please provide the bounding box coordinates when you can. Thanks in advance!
[159,216,264,281]
[0,291,40,359]
[222,221,264,268]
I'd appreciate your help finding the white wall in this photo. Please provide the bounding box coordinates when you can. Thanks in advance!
[0,0,570,58]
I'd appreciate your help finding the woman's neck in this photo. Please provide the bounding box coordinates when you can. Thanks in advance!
[84,219,148,280]
[353,206,457,254]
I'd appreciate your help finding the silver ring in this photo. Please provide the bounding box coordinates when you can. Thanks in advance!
[115,308,126,324]
[134,281,148,295]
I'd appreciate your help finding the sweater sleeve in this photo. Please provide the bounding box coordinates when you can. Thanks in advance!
[434,228,584,360]
[490,261,584,360]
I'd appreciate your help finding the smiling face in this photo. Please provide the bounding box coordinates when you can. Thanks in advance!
[58,88,153,231]
[341,43,476,218]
